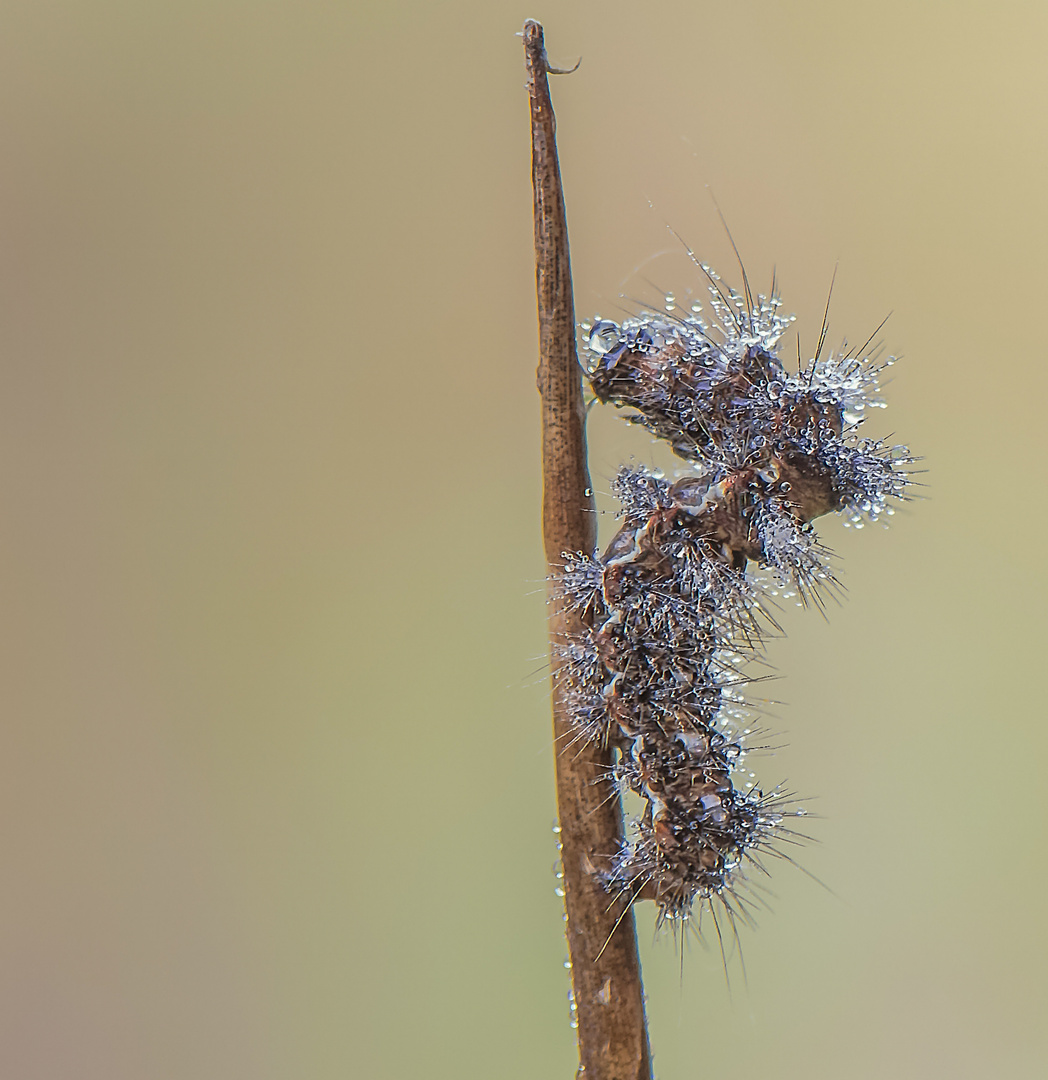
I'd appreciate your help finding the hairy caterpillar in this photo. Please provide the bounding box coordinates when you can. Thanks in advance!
[556,263,913,933]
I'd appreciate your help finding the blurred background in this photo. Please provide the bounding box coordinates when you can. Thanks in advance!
[0,1,1044,1077]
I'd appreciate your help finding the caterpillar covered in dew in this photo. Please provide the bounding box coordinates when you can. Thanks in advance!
[555,256,914,936]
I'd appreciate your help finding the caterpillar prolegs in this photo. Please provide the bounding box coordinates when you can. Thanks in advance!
[556,270,913,930]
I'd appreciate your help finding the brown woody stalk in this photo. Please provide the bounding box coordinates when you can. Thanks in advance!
[524,20,652,1080]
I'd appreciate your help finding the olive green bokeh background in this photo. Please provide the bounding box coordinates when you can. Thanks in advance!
[1,1,1045,1077]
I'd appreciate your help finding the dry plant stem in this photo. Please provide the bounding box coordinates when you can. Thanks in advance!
[524,20,652,1080]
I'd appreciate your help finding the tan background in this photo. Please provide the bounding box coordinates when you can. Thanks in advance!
[0,1,1044,1077]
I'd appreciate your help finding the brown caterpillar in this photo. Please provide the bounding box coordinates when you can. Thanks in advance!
[556,267,913,932]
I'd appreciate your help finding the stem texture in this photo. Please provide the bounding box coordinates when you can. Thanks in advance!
[524,20,652,1080]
